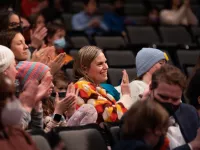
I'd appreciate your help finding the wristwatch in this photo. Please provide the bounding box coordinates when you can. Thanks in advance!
[53,114,62,122]
[29,46,37,53]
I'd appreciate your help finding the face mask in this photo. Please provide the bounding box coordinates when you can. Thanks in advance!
[13,25,24,33]
[1,99,23,126]
[155,99,180,116]
[54,37,67,49]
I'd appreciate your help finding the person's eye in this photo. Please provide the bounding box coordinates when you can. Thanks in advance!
[159,94,169,100]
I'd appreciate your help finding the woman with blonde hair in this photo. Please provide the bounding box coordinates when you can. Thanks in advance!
[73,45,133,123]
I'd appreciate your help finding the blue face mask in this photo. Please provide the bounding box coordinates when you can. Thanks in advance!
[54,37,67,49]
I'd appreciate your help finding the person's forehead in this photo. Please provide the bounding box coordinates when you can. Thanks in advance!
[93,52,106,62]
[155,82,182,97]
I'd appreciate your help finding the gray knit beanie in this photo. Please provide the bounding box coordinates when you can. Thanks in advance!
[0,45,15,73]
[136,48,167,77]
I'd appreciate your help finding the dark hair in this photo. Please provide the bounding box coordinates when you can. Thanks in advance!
[29,12,45,29]
[151,64,186,91]
[186,68,200,109]
[0,30,20,48]
[122,99,169,140]
[53,70,69,87]
[0,29,20,48]
[0,11,18,31]
[45,22,66,44]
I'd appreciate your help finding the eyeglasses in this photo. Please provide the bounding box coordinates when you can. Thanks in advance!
[9,21,23,28]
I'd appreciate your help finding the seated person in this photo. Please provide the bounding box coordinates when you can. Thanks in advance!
[115,48,168,104]
[0,30,29,62]
[114,99,169,150]
[160,0,198,25]
[45,22,73,66]
[72,0,108,35]
[103,0,135,34]
[0,74,38,150]
[73,45,133,124]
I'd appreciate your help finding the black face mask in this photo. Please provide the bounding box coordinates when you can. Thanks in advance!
[115,7,125,16]
[155,99,180,116]
[12,25,23,33]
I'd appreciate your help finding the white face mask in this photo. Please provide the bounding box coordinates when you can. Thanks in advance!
[1,99,23,126]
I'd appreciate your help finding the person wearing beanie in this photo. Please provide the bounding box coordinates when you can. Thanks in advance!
[185,68,200,117]
[115,48,168,104]
[0,45,18,82]
[16,61,51,89]
[16,61,54,130]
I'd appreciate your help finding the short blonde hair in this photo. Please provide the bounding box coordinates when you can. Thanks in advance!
[73,45,102,82]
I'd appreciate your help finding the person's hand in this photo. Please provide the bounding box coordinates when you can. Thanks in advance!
[89,18,100,27]
[121,70,131,96]
[19,80,39,113]
[54,83,76,115]
[35,74,53,103]
[30,26,47,49]
[64,83,78,118]
[31,46,55,64]
[48,53,66,75]
[189,128,200,150]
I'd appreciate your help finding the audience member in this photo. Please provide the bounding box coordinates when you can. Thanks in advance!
[0,45,42,130]
[73,45,133,123]
[115,99,169,150]
[21,0,48,18]
[29,12,46,29]
[0,45,17,82]
[16,61,53,129]
[72,0,108,35]
[0,10,31,32]
[45,22,73,66]
[0,30,29,62]
[0,74,38,150]
[148,64,200,150]
[115,48,168,104]
[160,0,198,25]
[103,0,135,34]
[147,7,160,26]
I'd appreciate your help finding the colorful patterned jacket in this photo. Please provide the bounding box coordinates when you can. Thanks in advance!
[75,80,133,123]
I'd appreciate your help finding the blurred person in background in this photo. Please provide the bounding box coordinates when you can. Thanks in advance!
[160,0,198,25]
[72,0,108,36]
